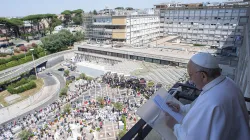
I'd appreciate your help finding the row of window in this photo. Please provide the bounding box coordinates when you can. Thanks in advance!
[161,9,247,14]
[77,48,183,66]
[164,16,241,20]
[93,18,112,23]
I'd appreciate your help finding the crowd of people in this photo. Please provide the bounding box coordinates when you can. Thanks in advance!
[0,72,155,140]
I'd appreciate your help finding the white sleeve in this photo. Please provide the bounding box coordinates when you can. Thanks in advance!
[180,104,191,114]
[173,106,227,140]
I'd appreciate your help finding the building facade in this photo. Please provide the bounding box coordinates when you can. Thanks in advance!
[156,3,249,49]
[84,13,160,46]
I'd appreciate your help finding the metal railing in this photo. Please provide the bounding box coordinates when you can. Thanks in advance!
[121,82,250,139]
[121,82,199,140]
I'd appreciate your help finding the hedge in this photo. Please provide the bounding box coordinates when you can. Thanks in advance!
[193,44,205,46]
[7,81,36,94]
[0,47,45,71]
[8,78,30,88]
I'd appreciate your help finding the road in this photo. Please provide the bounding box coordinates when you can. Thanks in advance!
[0,65,65,125]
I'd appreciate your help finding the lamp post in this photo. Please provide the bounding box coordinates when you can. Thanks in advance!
[30,48,38,79]
[44,49,47,56]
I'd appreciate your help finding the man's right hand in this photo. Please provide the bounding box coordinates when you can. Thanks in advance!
[166,101,180,112]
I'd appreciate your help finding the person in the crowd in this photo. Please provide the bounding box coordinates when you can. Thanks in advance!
[167,52,250,140]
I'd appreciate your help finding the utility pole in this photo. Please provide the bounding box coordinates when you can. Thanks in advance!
[30,49,38,79]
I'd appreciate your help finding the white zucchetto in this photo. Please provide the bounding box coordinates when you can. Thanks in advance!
[190,53,219,69]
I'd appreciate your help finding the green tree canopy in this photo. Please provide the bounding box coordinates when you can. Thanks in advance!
[118,130,127,139]
[115,7,124,10]
[61,10,72,15]
[126,7,134,10]
[41,29,84,53]
[41,14,58,34]
[74,31,85,41]
[61,10,72,26]
[72,15,83,25]
[72,9,83,15]
[93,10,98,15]
[0,18,24,37]
[113,102,123,111]
[79,73,86,79]
[18,129,34,140]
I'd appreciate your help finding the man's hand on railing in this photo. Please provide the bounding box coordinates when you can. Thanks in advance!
[166,101,180,112]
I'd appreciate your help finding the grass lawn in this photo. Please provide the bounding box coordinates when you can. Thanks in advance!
[0,78,44,107]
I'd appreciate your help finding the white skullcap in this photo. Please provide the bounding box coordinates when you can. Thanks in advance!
[190,53,219,69]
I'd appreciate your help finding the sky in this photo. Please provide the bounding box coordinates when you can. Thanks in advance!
[0,0,226,17]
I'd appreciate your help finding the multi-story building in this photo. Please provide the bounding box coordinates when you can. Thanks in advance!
[84,10,160,46]
[155,1,250,50]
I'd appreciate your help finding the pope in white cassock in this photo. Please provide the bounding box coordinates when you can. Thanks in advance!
[167,53,250,140]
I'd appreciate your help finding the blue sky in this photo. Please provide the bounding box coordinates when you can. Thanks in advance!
[1,0,225,17]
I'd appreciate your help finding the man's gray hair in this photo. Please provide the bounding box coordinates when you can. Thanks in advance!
[192,61,221,78]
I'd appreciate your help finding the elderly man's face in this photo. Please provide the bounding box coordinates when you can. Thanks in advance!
[187,61,206,90]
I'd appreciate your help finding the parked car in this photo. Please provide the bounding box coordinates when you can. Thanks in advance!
[66,76,75,81]
[58,68,64,71]
[16,44,24,47]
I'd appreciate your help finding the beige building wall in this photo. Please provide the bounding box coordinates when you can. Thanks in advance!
[112,29,126,39]
[112,17,126,25]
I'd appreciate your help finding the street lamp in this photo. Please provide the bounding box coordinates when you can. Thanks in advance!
[30,48,38,79]
[44,49,47,56]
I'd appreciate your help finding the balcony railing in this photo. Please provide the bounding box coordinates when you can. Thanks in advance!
[121,82,250,139]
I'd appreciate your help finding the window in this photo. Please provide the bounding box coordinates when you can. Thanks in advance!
[219,9,225,13]
[233,9,240,13]
[239,17,248,23]
[186,17,189,19]
[240,9,247,13]
[225,9,232,13]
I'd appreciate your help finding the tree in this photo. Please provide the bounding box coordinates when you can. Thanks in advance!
[115,7,124,10]
[18,129,34,140]
[9,18,23,38]
[60,87,68,97]
[126,7,134,10]
[41,29,75,53]
[79,73,86,79]
[147,81,155,87]
[97,97,105,107]
[63,103,71,114]
[43,14,59,34]
[22,15,38,38]
[61,10,72,27]
[72,15,83,25]
[74,31,85,41]
[0,18,24,38]
[72,9,83,15]
[93,10,98,15]
[113,102,123,112]
[118,130,127,139]
[64,69,69,77]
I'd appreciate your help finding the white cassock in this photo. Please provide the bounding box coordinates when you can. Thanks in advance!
[174,75,250,140]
